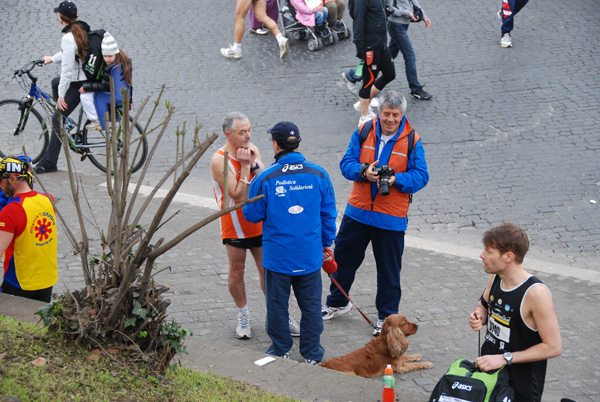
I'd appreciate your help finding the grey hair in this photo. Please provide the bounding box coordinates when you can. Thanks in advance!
[379,91,407,114]
[222,112,249,133]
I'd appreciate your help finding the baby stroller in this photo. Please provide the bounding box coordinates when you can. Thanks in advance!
[278,0,335,51]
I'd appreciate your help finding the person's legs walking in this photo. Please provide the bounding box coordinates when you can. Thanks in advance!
[265,269,293,356]
[293,270,325,362]
[253,0,289,58]
[388,22,421,93]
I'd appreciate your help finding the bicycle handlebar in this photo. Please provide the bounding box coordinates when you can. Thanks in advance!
[14,60,44,81]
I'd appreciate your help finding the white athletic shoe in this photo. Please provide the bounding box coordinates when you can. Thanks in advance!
[289,316,300,337]
[322,302,353,320]
[279,38,290,59]
[500,33,512,48]
[235,312,252,339]
[221,45,242,59]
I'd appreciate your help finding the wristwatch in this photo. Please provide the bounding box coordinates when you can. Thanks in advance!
[503,352,513,366]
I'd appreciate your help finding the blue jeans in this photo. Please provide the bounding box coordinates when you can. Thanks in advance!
[326,215,405,320]
[387,21,422,93]
[265,268,324,361]
[315,8,328,26]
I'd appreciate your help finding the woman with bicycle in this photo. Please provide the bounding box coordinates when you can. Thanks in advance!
[35,1,91,174]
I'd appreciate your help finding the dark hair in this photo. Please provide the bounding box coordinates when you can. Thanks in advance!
[482,223,529,264]
[274,138,300,151]
[59,14,88,61]
[114,50,132,87]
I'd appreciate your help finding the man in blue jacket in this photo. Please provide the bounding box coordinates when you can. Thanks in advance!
[322,91,429,336]
[244,122,337,364]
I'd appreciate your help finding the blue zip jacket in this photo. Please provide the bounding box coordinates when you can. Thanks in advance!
[340,116,429,231]
[243,152,337,275]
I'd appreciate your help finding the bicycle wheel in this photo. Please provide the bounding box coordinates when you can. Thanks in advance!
[83,115,148,174]
[0,99,49,163]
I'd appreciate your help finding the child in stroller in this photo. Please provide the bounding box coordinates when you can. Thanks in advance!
[280,0,335,51]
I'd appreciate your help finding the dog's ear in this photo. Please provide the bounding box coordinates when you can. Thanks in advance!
[386,323,408,357]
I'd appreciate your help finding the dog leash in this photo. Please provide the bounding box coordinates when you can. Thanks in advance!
[328,273,376,329]
[323,250,376,329]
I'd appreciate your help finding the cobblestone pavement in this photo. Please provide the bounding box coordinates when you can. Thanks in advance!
[1,0,599,400]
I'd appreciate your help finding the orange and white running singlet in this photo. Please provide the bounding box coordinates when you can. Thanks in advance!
[211,149,262,239]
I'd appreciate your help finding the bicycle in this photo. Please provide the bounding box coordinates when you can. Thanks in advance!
[0,60,148,173]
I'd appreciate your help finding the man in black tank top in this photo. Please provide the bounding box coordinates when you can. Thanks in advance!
[468,223,562,402]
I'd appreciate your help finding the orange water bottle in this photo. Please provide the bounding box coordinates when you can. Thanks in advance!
[382,364,395,402]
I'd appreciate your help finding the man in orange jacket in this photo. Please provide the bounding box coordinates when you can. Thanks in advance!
[321,91,429,336]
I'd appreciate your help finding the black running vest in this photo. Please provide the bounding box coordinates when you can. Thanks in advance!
[481,275,548,402]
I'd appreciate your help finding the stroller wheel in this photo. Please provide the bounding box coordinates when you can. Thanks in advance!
[307,38,319,51]
[345,29,352,40]
[317,37,324,49]
[322,34,332,46]
[337,31,346,40]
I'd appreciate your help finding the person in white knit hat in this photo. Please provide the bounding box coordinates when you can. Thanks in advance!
[79,32,132,130]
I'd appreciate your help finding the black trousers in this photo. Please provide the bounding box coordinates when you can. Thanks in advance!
[38,76,83,169]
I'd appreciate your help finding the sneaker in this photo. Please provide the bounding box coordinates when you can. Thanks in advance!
[370,97,380,111]
[500,33,512,48]
[322,302,353,320]
[411,88,433,100]
[85,120,101,130]
[289,316,300,337]
[221,45,242,59]
[250,27,268,35]
[305,359,319,365]
[372,319,384,337]
[342,72,360,95]
[358,112,377,127]
[353,100,375,114]
[281,353,290,359]
[279,37,290,59]
[235,312,252,339]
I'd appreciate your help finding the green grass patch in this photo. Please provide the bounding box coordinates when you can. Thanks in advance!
[0,316,299,402]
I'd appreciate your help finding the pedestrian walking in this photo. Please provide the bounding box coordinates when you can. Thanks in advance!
[386,0,433,100]
[352,0,396,126]
[221,0,290,59]
[498,0,530,47]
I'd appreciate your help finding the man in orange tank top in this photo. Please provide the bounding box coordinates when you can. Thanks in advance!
[211,112,301,340]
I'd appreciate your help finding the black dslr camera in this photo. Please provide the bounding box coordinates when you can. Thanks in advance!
[372,165,395,196]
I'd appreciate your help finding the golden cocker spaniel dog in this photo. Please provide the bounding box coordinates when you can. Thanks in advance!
[319,314,433,378]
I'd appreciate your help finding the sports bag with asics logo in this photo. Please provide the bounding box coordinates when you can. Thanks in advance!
[429,359,514,402]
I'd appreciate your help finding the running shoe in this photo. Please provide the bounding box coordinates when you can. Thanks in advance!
[322,302,353,320]
[221,45,242,59]
[235,312,252,339]
[289,316,300,337]
[372,319,384,337]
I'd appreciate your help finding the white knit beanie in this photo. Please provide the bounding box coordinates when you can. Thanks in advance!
[101,32,119,56]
